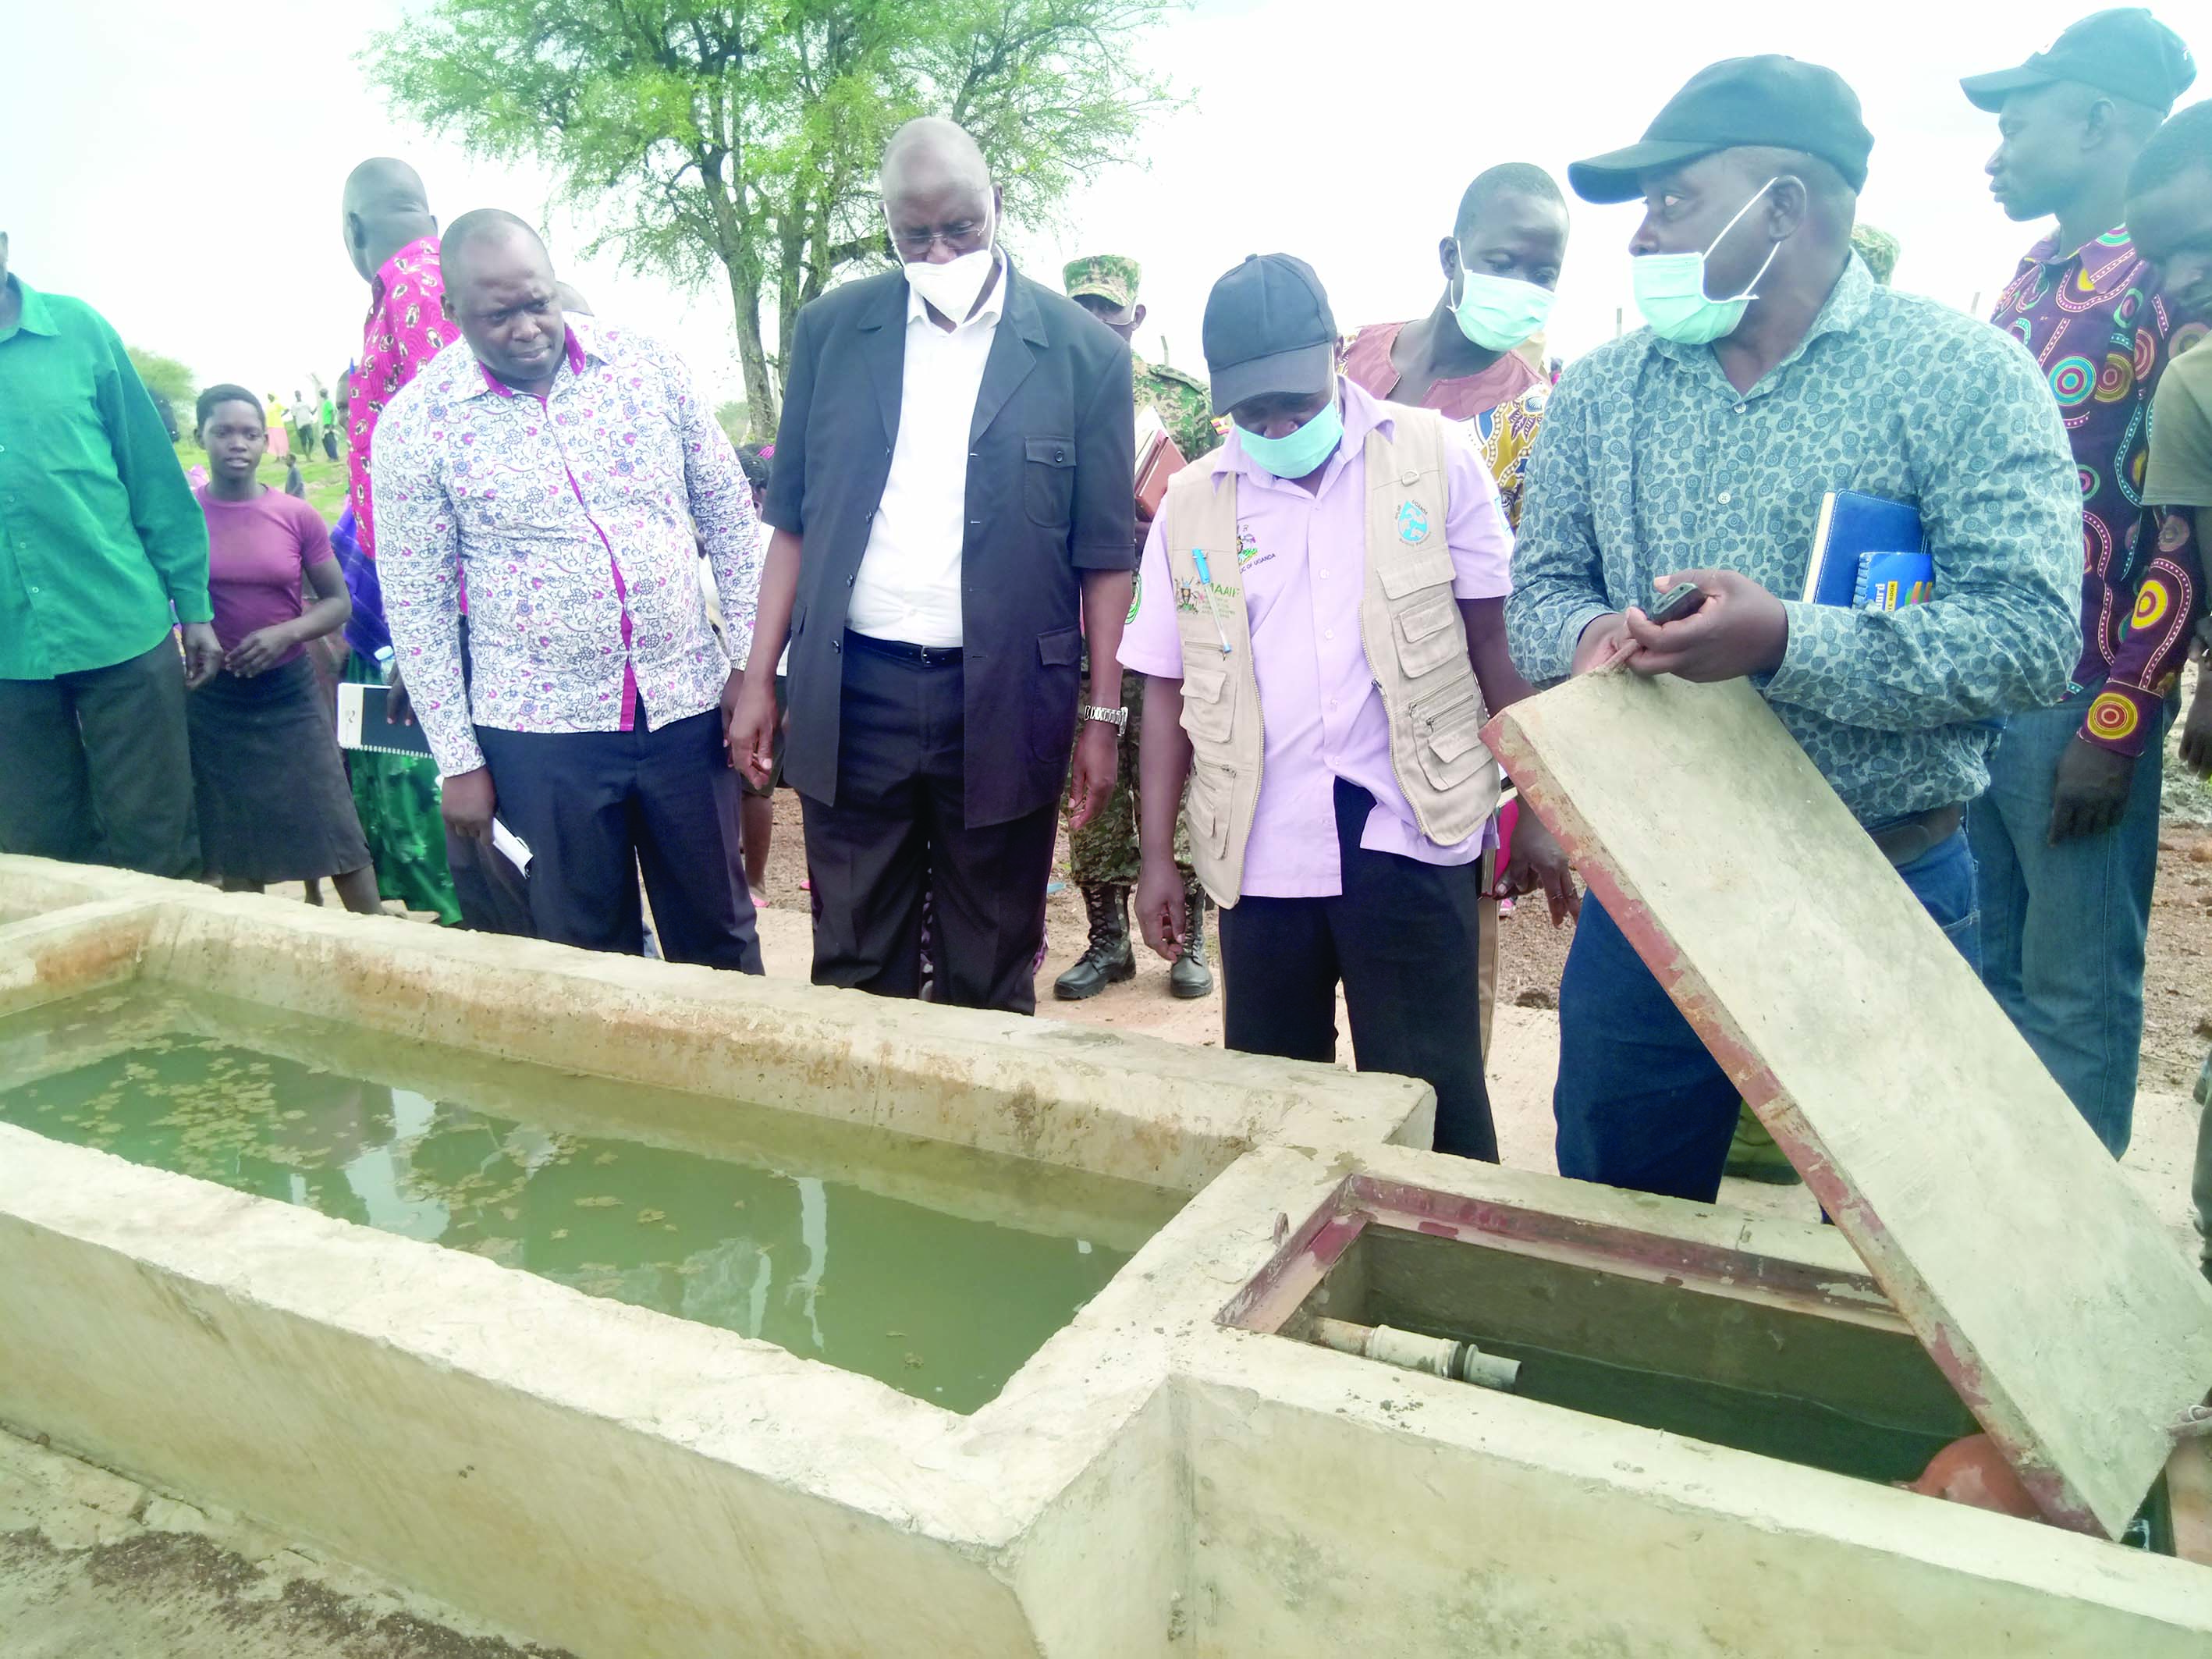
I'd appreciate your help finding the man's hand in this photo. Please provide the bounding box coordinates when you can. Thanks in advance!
[179,623,223,690]
[2181,679,2212,780]
[1134,857,1187,961]
[384,661,414,725]
[1067,719,1117,836]
[1497,810,1580,926]
[442,767,497,844]
[2048,735,2136,843]
[225,623,296,680]
[1571,612,1632,676]
[726,672,777,787]
[1620,570,1789,681]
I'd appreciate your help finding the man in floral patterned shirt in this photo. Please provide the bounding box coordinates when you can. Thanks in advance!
[375,210,765,972]
[1510,55,2079,1203]
[1960,9,2198,1155]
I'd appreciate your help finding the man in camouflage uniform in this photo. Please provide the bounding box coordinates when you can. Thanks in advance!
[1848,222,1900,285]
[1055,254,1222,1000]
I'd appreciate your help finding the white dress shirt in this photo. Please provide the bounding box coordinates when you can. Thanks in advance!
[846,256,1005,647]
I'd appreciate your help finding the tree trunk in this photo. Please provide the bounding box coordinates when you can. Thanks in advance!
[724,260,779,439]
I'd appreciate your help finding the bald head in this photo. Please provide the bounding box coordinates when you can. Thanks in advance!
[441,208,549,281]
[880,118,991,198]
[341,158,435,286]
[879,118,999,275]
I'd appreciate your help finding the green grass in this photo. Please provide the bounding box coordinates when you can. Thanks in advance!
[173,438,352,523]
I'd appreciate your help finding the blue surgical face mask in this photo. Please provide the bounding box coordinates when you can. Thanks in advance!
[1236,385,1344,479]
[1631,177,1786,345]
[1450,256,1556,351]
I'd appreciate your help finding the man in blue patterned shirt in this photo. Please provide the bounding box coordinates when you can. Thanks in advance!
[1509,55,2080,1203]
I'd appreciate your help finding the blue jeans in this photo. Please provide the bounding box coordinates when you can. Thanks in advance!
[1554,830,1980,1203]
[1965,687,2166,1156]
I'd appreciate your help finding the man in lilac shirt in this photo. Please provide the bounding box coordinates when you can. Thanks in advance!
[375,210,764,970]
[1120,254,1571,1160]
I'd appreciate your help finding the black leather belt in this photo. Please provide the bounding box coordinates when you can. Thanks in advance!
[847,631,963,666]
[1868,804,1962,868]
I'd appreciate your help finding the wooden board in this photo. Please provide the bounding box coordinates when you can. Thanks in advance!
[1484,671,2212,1537]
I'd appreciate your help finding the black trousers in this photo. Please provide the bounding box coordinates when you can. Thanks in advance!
[0,638,199,878]
[475,709,762,972]
[1217,778,1497,1160]
[801,633,1058,1014]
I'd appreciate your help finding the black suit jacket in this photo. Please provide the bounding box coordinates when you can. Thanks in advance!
[762,261,1136,827]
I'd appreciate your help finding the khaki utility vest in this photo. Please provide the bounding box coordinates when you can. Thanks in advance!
[1161,406,1500,908]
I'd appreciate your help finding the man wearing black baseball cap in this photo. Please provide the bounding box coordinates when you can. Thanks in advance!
[1507,55,2082,1203]
[1961,9,2196,1160]
[1116,254,1574,1161]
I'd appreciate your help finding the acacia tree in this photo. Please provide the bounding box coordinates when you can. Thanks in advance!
[126,346,195,409]
[370,0,1177,435]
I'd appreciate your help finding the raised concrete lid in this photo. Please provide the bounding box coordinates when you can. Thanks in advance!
[1486,671,2212,1539]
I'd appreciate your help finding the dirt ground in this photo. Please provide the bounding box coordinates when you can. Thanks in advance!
[747,772,2210,1092]
[0,1432,566,1659]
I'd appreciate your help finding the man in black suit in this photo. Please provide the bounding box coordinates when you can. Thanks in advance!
[729,118,1136,1013]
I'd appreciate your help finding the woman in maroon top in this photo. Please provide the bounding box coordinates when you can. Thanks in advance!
[188,385,379,911]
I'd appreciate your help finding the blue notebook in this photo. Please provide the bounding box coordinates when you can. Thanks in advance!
[1803,491,1932,609]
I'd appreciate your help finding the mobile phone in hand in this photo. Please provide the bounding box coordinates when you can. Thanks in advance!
[1646,581,1706,626]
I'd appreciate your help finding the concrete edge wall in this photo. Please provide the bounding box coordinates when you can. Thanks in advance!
[0,1124,1162,1656]
[0,900,158,1018]
[0,1127,1347,1657]
[1174,1338,2212,1655]
[0,857,1429,1191]
[1166,1142,2212,1654]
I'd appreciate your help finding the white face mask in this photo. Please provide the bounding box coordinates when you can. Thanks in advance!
[895,207,998,321]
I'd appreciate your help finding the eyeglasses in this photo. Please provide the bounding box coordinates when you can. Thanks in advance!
[884,218,989,259]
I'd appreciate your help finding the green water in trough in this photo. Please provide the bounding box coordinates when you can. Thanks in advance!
[0,988,1184,1413]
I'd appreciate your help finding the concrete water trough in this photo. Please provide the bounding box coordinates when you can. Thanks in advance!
[2,851,2209,1656]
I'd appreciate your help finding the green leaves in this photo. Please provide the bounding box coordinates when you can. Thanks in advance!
[367,0,1177,432]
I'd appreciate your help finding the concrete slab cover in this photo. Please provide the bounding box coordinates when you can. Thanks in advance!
[1484,671,2212,1538]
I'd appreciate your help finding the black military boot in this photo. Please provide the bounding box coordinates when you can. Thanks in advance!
[1169,879,1214,1000]
[1053,884,1135,1000]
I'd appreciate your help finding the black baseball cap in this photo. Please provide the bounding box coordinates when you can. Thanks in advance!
[1568,55,1874,205]
[1960,9,2195,114]
[1202,254,1337,416]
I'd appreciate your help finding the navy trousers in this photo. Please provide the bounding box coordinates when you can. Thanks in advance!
[475,708,762,972]
[1554,828,1980,1202]
[1217,779,1497,1160]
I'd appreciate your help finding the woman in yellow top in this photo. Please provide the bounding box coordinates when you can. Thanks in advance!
[261,390,292,458]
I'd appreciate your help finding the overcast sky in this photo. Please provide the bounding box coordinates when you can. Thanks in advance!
[8,0,2189,413]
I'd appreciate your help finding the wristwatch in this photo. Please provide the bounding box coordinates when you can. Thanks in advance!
[1079,704,1129,733]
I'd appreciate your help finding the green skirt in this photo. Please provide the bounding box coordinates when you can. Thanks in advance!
[343,652,462,925]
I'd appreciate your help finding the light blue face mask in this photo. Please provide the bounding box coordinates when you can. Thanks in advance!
[1237,387,1344,479]
[1631,176,1786,345]
[1450,256,1557,351]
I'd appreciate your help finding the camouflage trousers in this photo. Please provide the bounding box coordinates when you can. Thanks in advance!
[1066,666,1193,887]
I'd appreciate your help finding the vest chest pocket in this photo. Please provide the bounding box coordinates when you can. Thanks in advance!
[1394,590,1465,680]
[1410,682,1492,793]
[1178,663,1236,747]
[1376,546,1456,601]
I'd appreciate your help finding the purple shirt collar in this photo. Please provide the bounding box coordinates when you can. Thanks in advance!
[1213,377,1399,492]
[466,314,597,400]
